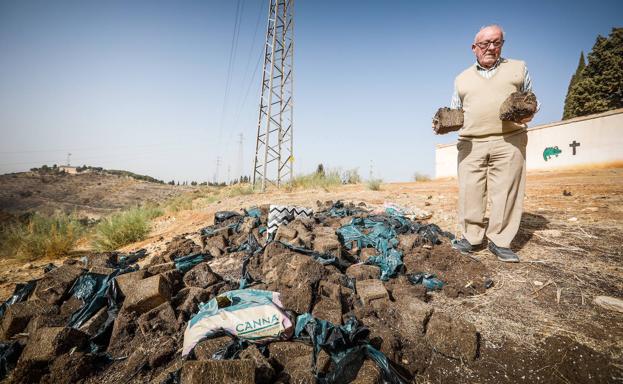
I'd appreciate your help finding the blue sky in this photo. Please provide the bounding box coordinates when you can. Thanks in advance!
[0,0,621,183]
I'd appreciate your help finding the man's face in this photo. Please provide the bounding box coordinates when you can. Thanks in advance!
[472,27,504,68]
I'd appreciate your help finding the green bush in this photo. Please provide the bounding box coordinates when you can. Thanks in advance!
[91,206,163,251]
[366,178,383,191]
[0,213,83,260]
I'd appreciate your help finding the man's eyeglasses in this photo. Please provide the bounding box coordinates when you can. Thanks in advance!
[475,40,504,49]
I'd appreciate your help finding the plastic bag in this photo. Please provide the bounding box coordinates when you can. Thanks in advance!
[407,273,444,291]
[337,217,403,280]
[214,211,242,224]
[174,253,209,273]
[0,341,22,380]
[279,241,351,272]
[182,289,294,357]
[294,314,409,384]
[0,280,37,319]
[267,205,313,235]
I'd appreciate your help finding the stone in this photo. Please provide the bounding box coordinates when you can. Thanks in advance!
[1,299,57,339]
[279,284,314,314]
[313,237,341,258]
[356,279,389,306]
[240,346,275,383]
[172,287,213,320]
[312,298,342,325]
[32,264,84,304]
[433,107,463,134]
[162,236,202,262]
[78,306,109,336]
[114,270,150,296]
[180,360,255,384]
[194,336,231,360]
[147,262,175,275]
[426,312,478,361]
[45,352,97,384]
[395,298,433,335]
[160,269,184,292]
[275,226,298,242]
[313,226,335,237]
[108,309,138,355]
[398,234,420,251]
[148,337,177,368]
[137,302,178,337]
[594,295,623,313]
[359,248,378,263]
[25,313,66,335]
[269,342,328,383]
[499,91,538,122]
[123,274,171,314]
[239,217,258,234]
[83,252,117,268]
[346,264,381,281]
[206,234,228,252]
[351,359,382,384]
[89,266,116,275]
[59,296,84,317]
[19,327,88,363]
[183,262,221,289]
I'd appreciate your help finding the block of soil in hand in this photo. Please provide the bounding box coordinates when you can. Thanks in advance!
[499,91,537,122]
[432,107,464,135]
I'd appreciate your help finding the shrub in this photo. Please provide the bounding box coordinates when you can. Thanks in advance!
[414,172,432,182]
[226,184,255,197]
[91,206,163,251]
[366,178,383,191]
[287,169,342,191]
[166,195,193,212]
[342,168,361,184]
[0,213,83,260]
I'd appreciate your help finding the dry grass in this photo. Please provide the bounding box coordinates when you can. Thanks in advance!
[0,213,83,260]
[366,178,383,191]
[91,205,163,251]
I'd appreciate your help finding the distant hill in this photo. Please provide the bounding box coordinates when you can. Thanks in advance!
[0,168,193,222]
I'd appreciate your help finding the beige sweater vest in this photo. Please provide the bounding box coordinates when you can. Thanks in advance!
[455,58,526,140]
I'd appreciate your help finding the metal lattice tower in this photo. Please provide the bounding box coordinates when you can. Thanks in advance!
[253,0,294,191]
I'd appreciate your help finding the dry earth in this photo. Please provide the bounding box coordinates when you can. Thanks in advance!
[1,167,622,383]
[0,171,192,220]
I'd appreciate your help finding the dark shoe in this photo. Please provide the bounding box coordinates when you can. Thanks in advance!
[488,242,520,263]
[451,238,474,254]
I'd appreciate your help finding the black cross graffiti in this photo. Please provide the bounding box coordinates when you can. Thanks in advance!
[569,140,581,155]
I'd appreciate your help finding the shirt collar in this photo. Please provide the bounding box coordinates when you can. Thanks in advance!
[476,57,505,71]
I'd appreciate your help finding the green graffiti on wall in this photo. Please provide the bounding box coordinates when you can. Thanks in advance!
[543,146,562,161]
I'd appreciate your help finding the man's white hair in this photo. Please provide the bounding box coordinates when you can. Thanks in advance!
[474,24,505,42]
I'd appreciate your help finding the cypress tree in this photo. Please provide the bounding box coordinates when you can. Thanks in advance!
[564,28,623,119]
[562,52,586,119]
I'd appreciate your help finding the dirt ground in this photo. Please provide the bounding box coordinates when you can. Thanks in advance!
[1,167,622,383]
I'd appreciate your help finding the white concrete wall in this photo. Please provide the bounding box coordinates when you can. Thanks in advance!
[435,109,623,178]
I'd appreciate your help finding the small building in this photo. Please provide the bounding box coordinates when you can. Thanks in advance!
[58,165,78,175]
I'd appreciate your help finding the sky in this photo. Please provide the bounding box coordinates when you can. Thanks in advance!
[0,0,621,183]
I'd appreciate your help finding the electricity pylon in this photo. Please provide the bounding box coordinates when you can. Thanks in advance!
[252,0,294,191]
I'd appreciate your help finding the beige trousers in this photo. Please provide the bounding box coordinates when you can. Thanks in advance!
[457,132,527,248]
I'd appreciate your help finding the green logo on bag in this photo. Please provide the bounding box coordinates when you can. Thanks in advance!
[236,314,280,334]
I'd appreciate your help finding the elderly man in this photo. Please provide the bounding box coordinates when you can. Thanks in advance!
[450,24,537,262]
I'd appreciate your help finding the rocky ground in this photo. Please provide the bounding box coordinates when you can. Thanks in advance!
[0,167,622,383]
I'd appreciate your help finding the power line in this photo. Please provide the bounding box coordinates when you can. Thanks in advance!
[217,0,245,149]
